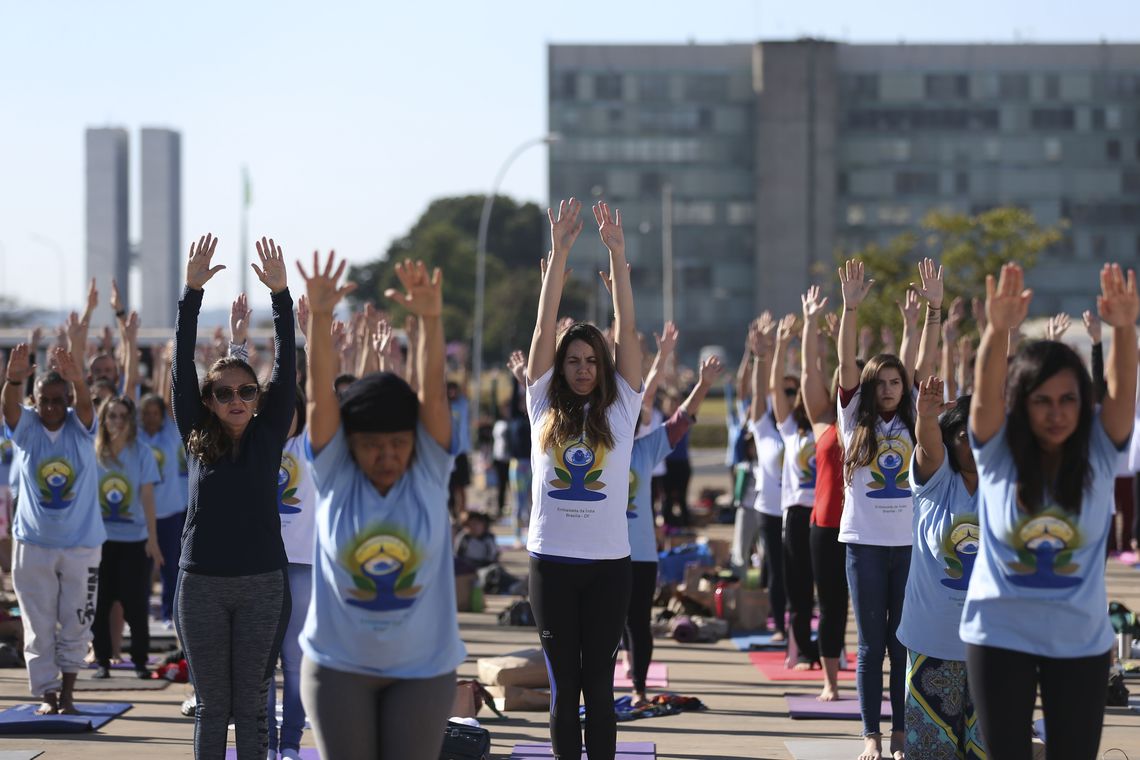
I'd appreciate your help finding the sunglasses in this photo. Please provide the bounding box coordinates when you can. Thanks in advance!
[783,388,798,398]
[212,384,259,404]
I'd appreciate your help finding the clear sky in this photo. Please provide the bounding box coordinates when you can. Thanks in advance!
[0,0,1133,316]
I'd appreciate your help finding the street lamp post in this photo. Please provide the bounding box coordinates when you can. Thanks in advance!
[471,132,561,429]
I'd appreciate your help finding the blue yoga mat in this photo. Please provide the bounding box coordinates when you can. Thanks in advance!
[0,702,131,735]
[730,632,786,651]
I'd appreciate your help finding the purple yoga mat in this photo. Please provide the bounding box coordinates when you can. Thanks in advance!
[226,751,319,759]
[87,656,158,670]
[510,742,656,759]
[786,693,892,720]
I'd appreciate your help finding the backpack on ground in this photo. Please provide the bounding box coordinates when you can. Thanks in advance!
[439,720,491,760]
[497,599,535,627]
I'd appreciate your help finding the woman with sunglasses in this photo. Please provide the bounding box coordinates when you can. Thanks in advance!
[172,233,296,759]
[90,394,162,679]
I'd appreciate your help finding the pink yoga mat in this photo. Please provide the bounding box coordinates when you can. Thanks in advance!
[749,650,856,682]
[511,742,655,759]
[613,662,668,689]
[226,751,319,759]
[1115,551,1140,566]
[786,693,890,719]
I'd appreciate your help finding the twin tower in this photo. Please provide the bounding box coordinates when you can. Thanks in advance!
[86,127,181,329]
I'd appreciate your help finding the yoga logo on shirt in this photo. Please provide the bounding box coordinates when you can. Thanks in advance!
[341,526,423,612]
[546,437,608,502]
[1004,508,1083,589]
[0,438,12,466]
[940,516,980,590]
[100,472,134,523]
[277,452,303,514]
[150,446,166,483]
[625,469,638,518]
[795,440,817,489]
[866,435,912,500]
[36,457,77,510]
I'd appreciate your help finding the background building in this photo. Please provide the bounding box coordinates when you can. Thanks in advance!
[85,127,131,327]
[140,128,182,329]
[549,41,1140,356]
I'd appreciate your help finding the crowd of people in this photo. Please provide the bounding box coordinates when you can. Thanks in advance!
[0,195,1134,760]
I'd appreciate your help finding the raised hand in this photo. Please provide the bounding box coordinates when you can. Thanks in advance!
[838,259,875,310]
[655,321,679,357]
[186,234,223,290]
[881,324,897,352]
[859,325,874,357]
[917,375,952,418]
[971,296,987,333]
[5,344,33,383]
[1097,263,1140,329]
[123,311,139,343]
[748,315,775,357]
[1044,312,1071,342]
[597,262,631,295]
[958,335,975,364]
[948,296,966,328]
[385,260,443,318]
[801,285,829,322]
[540,255,574,289]
[231,293,252,345]
[548,198,584,255]
[985,263,1033,332]
[296,295,311,339]
[331,321,347,353]
[253,237,288,294]
[593,201,624,257]
[507,349,527,384]
[824,312,840,342]
[697,354,725,388]
[898,289,921,327]
[295,251,357,315]
[1082,310,1102,344]
[776,313,798,345]
[52,346,82,385]
[82,278,98,323]
[373,319,393,356]
[911,257,944,309]
[110,279,125,317]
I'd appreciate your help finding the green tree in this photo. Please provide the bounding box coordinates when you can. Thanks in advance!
[834,207,1065,352]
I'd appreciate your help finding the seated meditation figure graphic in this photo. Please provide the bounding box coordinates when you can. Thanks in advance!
[345,533,422,612]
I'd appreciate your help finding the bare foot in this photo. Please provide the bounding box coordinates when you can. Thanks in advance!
[35,692,59,715]
[770,630,786,643]
[58,673,79,715]
[631,689,649,707]
[889,730,905,760]
[817,682,840,702]
[858,734,882,760]
[792,660,818,671]
[57,697,79,715]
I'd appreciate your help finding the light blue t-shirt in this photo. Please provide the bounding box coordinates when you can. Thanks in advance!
[896,446,979,661]
[0,428,13,489]
[961,419,1120,658]
[627,427,673,563]
[7,407,104,548]
[301,422,466,678]
[450,396,470,455]
[138,419,187,520]
[98,439,161,543]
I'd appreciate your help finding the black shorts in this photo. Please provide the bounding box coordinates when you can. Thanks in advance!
[449,453,471,488]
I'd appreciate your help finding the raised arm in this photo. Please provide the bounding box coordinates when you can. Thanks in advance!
[898,289,921,380]
[679,356,725,427]
[3,343,33,430]
[386,261,449,449]
[800,287,833,425]
[173,234,224,441]
[912,258,944,386]
[1083,310,1107,402]
[298,251,357,453]
[748,314,775,423]
[838,259,874,390]
[121,312,140,401]
[1097,264,1139,446]
[970,263,1029,445]
[53,346,93,429]
[770,313,797,424]
[942,298,965,401]
[594,202,641,389]
[251,237,296,439]
[640,322,677,423]
[528,199,583,382]
[734,332,752,401]
[915,375,951,483]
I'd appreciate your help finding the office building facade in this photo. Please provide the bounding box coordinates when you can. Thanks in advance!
[140,128,182,329]
[85,128,130,327]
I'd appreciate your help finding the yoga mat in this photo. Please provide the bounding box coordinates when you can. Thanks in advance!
[226,750,319,759]
[74,671,170,691]
[87,656,159,670]
[614,662,667,689]
[0,702,131,735]
[730,632,786,651]
[1115,551,1140,566]
[785,739,870,759]
[749,650,855,682]
[510,742,655,759]
[786,693,890,719]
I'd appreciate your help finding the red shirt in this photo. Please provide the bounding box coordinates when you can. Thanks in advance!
[811,424,844,529]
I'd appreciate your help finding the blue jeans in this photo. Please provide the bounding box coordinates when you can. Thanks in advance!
[155,510,185,621]
[846,543,911,737]
[268,563,312,752]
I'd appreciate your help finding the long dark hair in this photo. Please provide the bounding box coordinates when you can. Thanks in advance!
[539,323,618,453]
[783,375,811,434]
[1005,341,1094,514]
[940,394,971,473]
[844,353,916,484]
[187,357,260,465]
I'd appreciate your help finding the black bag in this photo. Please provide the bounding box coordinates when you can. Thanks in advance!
[1108,670,1130,707]
[439,720,490,760]
[497,599,535,627]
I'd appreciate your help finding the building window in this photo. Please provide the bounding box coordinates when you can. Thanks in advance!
[837,172,850,195]
[1043,74,1061,100]
[955,172,970,194]
[878,205,912,225]
[1126,171,1140,195]
[1135,234,1140,258]
[895,171,939,195]
[984,139,1001,162]
[1093,233,1109,258]
[552,71,577,100]
[608,107,623,126]
[925,74,969,100]
[1092,108,1106,130]
[698,107,714,130]
[595,73,623,100]
[1031,108,1075,130]
[1107,106,1122,130]
[1108,139,1122,161]
[639,74,669,102]
[640,172,663,194]
[845,74,879,101]
[999,74,1030,100]
[684,265,713,288]
[1044,138,1063,162]
[726,202,754,225]
[846,205,867,226]
[673,201,716,225]
[890,139,911,161]
[684,73,728,102]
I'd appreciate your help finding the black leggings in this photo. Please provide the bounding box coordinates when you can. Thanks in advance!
[783,506,818,663]
[493,460,510,517]
[621,561,658,693]
[662,459,691,527]
[809,524,848,659]
[93,540,150,668]
[529,556,632,760]
[759,513,787,632]
[966,644,1110,760]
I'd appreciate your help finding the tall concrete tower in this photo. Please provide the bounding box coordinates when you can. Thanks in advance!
[85,128,130,327]
[140,129,182,329]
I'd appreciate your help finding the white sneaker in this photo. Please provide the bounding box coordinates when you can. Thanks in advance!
[281,750,302,760]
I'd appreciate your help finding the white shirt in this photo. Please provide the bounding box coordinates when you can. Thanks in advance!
[280,435,318,564]
[777,415,817,510]
[748,415,784,517]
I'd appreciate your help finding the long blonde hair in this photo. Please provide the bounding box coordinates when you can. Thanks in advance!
[95,396,138,467]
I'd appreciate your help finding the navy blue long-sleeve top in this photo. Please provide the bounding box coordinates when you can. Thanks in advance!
[172,285,296,576]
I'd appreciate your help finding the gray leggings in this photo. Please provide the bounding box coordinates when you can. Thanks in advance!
[301,657,456,760]
[175,569,290,760]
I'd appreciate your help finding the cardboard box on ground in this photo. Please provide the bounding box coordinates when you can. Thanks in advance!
[675,558,769,634]
[476,648,551,712]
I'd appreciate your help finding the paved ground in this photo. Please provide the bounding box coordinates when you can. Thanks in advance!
[0,448,1138,758]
